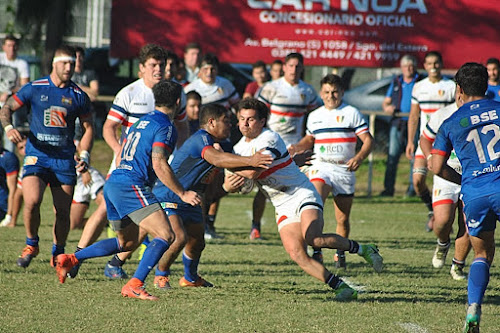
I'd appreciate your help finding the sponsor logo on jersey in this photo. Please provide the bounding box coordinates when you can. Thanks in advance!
[467,219,480,229]
[24,156,38,166]
[459,117,470,128]
[61,96,72,105]
[136,120,150,129]
[40,95,48,102]
[44,106,67,128]
[161,202,178,209]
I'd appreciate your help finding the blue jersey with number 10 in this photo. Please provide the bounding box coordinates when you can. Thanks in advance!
[109,110,177,187]
[433,99,500,202]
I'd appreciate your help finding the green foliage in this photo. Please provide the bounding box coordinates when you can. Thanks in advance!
[1,141,499,332]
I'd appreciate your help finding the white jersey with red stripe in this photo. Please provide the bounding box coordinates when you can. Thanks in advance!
[422,103,461,174]
[107,78,187,140]
[184,76,240,109]
[306,103,368,172]
[257,77,320,146]
[411,77,455,136]
[233,128,320,208]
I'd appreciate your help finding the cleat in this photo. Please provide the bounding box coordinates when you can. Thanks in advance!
[106,225,117,239]
[204,226,224,240]
[359,244,383,273]
[179,276,214,287]
[312,250,323,264]
[56,254,79,284]
[249,228,262,240]
[67,262,82,279]
[154,275,172,290]
[426,212,434,232]
[432,242,450,268]
[17,245,39,268]
[463,303,481,333]
[334,282,358,301]
[334,252,347,270]
[450,264,467,281]
[104,263,128,279]
[136,244,147,260]
[122,278,158,301]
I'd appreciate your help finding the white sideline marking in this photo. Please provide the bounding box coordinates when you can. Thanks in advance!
[396,322,430,333]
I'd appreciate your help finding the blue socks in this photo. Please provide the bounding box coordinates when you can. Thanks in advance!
[75,238,122,262]
[155,267,170,277]
[468,257,490,305]
[52,244,65,257]
[26,236,39,247]
[182,251,200,282]
[133,238,170,282]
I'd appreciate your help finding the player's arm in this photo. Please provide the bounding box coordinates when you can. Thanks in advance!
[152,145,201,206]
[102,118,122,155]
[347,132,373,171]
[419,134,434,170]
[431,150,461,185]
[75,112,94,172]
[406,102,420,159]
[0,96,24,143]
[289,135,314,156]
[203,146,273,169]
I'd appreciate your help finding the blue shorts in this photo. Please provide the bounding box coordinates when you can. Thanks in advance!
[463,193,500,237]
[104,181,160,222]
[22,155,76,186]
[161,202,203,225]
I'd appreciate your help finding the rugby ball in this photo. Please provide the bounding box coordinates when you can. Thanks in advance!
[224,169,255,194]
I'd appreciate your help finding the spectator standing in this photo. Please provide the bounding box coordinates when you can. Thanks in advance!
[183,42,202,83]
[0,34,30,152]
[380,55,422,197]
[243,60,268,99]
[486,57,500,102]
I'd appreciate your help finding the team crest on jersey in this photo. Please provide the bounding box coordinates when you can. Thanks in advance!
[24,156,38,166]
[300,94,306,101]
[433,189,441,197]
[438,90,444,96]
[61,96,72,105]
[336,115,344,123]
[44,106,68,128]
[218,87,224,95]
[40,95,48,102]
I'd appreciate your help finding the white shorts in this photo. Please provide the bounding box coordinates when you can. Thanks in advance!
[73,168,106,204]
[432,175,461,207]
[307,163,355,196]
[274,185,323,232]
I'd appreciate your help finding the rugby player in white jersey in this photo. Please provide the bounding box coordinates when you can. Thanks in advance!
[406,51,456,231]
[420,101,471,280]
[251,53,321,241]
[232,97,383,300]
[289,74,373,269]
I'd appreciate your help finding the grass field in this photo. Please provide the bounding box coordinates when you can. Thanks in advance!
[0,141,499,333]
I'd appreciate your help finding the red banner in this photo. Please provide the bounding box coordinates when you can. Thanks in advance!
[111,0,500,68]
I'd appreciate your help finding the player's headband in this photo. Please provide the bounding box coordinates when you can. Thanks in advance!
[52,56,76,64]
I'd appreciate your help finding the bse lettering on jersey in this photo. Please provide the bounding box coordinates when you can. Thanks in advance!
[44,106,68,128]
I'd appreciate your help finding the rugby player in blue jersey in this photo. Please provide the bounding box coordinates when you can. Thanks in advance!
[152,103,273,289]
[432,63,500,332]
[56,80,201,300]
[0,45,94,268]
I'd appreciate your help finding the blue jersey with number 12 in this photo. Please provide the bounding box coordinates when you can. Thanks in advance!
[433,98,500,202]
[109,110,177,187]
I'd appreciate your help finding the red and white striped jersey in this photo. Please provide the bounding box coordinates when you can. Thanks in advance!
[306,104,368,171]
[258,77,320,146]
[411,77,455,135]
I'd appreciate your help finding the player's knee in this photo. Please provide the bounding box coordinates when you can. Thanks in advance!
[170,232,187,251]
[287,247,308,265]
